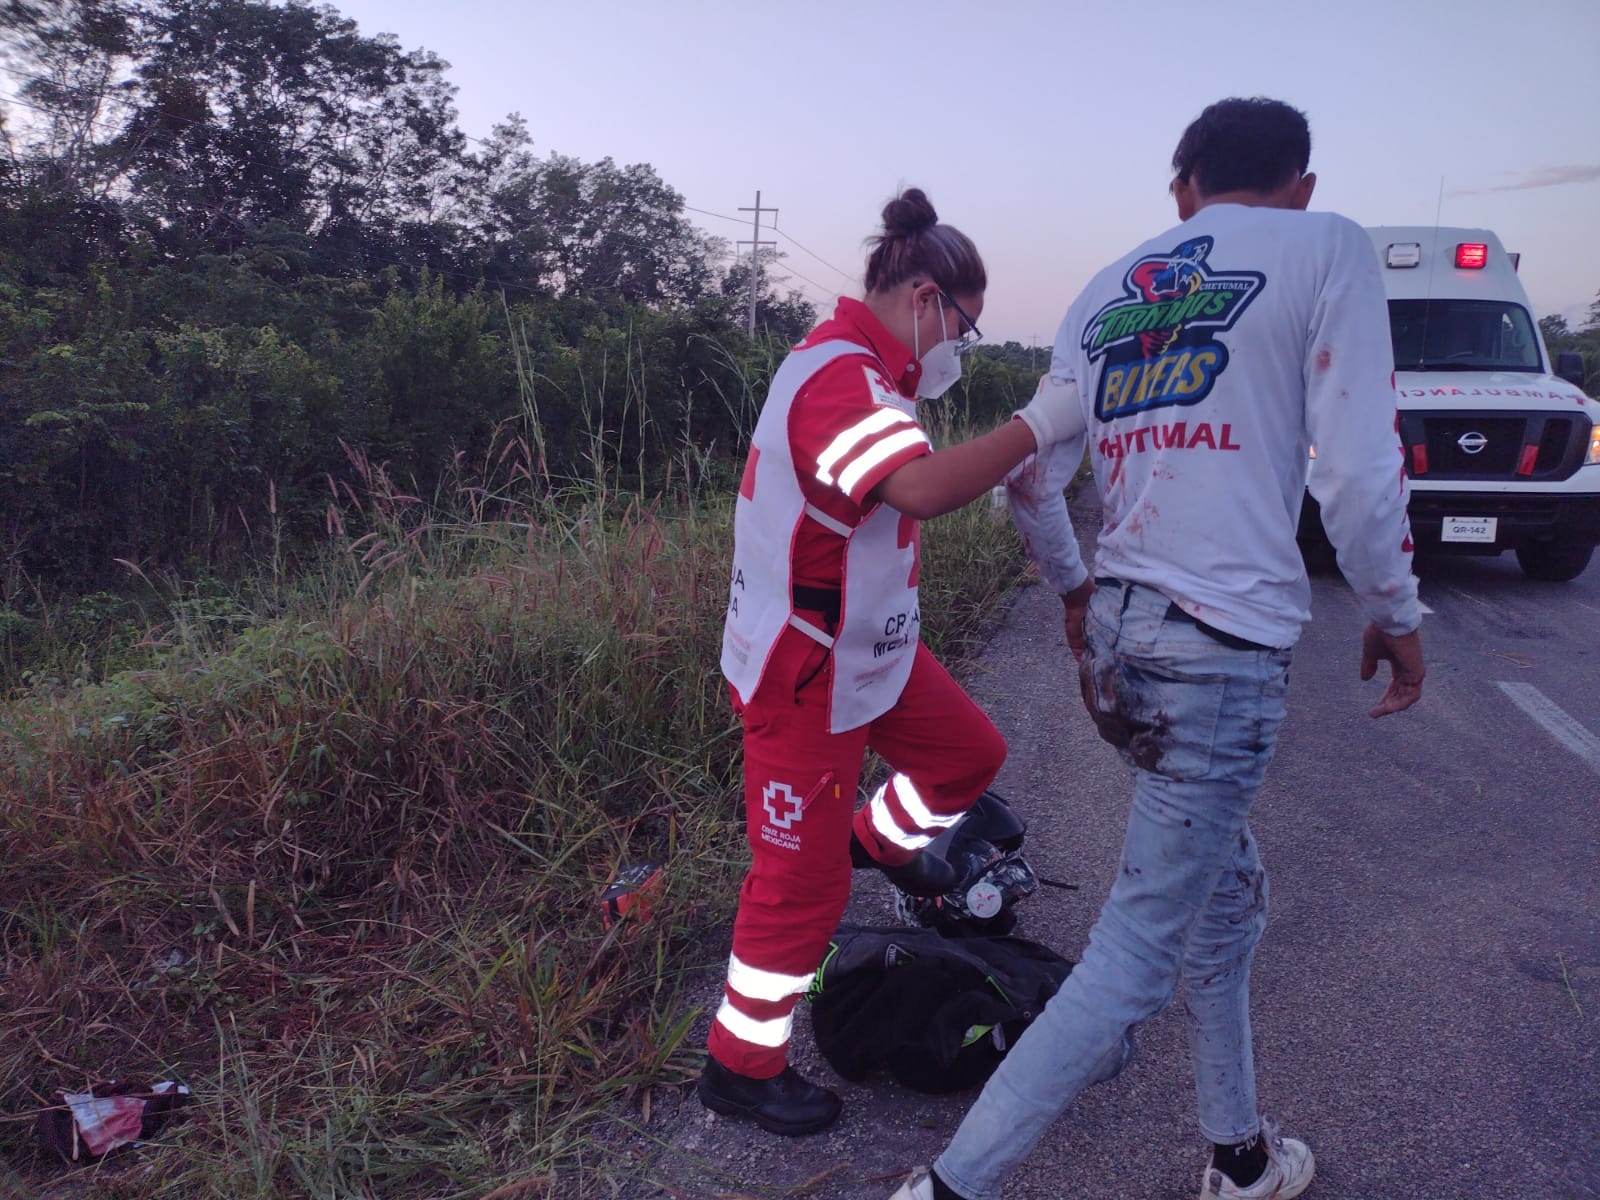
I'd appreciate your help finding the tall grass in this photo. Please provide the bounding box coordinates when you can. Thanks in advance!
[0,344,1027,1198]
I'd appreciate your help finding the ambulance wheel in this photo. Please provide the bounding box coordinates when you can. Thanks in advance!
[1515,542,1594,582]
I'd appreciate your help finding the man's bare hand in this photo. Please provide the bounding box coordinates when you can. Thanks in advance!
[1061,578,1096,660]
[1360,623,1424,717]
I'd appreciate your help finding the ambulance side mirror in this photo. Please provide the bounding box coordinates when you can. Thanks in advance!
[1555,352,1586,388]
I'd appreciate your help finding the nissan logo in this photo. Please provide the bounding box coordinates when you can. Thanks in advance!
[1457,431,1489,454]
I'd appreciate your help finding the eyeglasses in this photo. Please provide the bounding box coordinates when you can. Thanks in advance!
[939,290,983,356]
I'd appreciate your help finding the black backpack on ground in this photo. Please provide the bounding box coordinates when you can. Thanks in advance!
[805,923,1073,1094]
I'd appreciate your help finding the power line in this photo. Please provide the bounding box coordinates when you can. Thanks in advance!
[687,202,849,282]
[0,87,66,118]
[769,262,836,307]
[683,202,748,226]
[770,221,856,286]
[690,203,839,307]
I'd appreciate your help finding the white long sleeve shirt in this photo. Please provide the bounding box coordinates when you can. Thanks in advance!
[1008,204,1421,649]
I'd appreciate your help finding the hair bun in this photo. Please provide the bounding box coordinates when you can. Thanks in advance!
[881,188,938,238]
[862,186,984,295]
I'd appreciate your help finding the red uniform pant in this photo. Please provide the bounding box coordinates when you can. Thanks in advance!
[706,626,1007,1078]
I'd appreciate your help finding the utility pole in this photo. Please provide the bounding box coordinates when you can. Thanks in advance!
[738,191,777,337]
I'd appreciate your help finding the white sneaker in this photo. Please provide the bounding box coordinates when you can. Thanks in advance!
[887,1167,937,1200]
[1198,1117,1315,1199]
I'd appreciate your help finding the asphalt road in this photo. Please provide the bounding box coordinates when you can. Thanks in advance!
[632,498,1599,1200]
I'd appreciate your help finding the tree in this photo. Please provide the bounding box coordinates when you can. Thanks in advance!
[452,114,553,295]
[1539,313,1571,346]
[1541,297,1600,398]
[0,0,140,277]
[0,0,138,203]
[115,0,467,262]
[0,0,787,596]
[532,154,717,305]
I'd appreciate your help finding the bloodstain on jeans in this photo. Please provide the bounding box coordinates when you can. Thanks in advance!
[1079,651,1174,774]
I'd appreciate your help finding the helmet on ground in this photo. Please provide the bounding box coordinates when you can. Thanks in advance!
[893,790,1039,938]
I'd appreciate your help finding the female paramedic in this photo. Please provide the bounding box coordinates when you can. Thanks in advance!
[699,188,1088,1135]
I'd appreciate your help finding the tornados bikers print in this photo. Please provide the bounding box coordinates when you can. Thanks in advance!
[1082,237,1264,422]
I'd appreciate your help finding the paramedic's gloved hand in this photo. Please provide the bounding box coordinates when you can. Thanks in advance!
[1360,623,1425,718]
[1060,577,1096,660]
[1014,375,1082,450]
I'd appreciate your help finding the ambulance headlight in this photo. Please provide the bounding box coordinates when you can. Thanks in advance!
[1587,423,1600,465]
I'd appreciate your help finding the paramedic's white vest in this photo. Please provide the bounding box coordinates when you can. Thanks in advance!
[721,340,922,734]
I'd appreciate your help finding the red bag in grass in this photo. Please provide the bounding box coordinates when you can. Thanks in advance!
[36,1079,191,1162]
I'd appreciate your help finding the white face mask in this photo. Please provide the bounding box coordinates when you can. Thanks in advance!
[914,294,964,400]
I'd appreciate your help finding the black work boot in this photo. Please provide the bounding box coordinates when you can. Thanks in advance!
[850,830,958,897]
[697,1057,842,1136]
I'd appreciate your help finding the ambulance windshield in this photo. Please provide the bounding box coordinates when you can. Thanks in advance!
[1387,299,1542,373]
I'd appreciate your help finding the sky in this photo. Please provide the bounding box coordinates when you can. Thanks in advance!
[328,0,1600,348]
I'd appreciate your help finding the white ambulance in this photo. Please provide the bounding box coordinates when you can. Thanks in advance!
[1300,226,1600,581]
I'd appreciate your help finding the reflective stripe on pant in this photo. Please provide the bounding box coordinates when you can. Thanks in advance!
[934,581,1291,1199]
[708,627,1007,1078]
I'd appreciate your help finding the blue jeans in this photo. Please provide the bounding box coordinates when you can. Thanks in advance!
[935,580,1293,1199]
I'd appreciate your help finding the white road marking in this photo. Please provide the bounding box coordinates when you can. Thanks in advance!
[1496,682,1600,778]
[1447,585,1496,612]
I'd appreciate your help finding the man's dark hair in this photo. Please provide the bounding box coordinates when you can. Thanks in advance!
[1171,97,1311,197]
